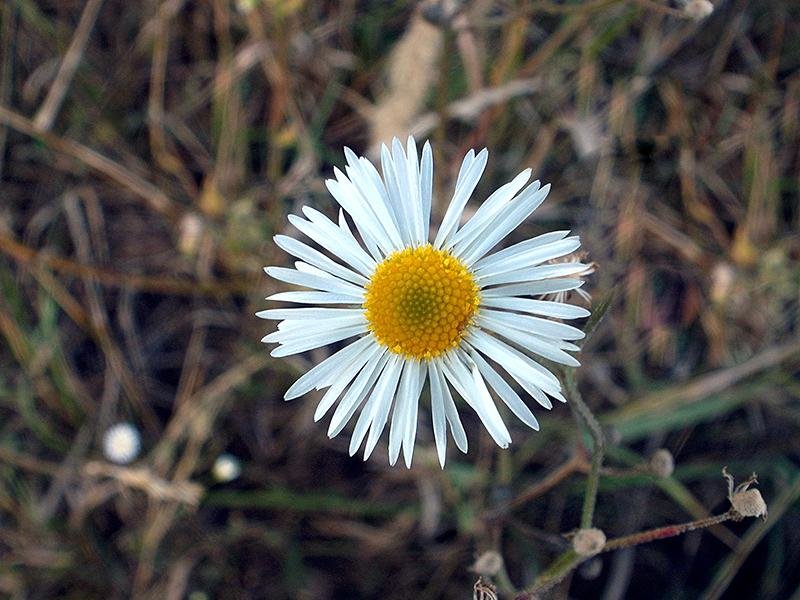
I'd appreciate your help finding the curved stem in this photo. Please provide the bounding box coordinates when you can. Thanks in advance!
[565,368,605,529]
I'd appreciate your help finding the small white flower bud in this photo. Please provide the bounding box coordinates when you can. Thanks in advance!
[471,551,503,577]
[212,454,241,483]
[649,449,675,478]
[102,422,141,465]
[572,528,606,556]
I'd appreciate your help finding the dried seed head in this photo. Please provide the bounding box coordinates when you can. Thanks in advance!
[572,528,606,556]
[649,449,675,478]
[471,551,503,577]
[723,467,768,521]
[731,489,768,520]
[472,576,498,600]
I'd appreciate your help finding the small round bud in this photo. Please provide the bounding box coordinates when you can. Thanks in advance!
[212,454,242,483]
[731,489,768,520]
[102,422,141,465]
[649,449,675,478]
[684,0,714,20]
[572,528,606,556]
[471,550,503,577]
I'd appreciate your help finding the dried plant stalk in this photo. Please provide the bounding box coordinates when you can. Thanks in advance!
[369,12,443,149]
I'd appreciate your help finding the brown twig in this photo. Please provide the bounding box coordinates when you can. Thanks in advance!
[490,452,588,516]
[83,461,203,505]
[33,0,105,130]
[0,233,256,297]
[0,104,179,221]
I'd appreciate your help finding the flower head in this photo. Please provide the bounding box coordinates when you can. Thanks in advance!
[259,137,590,467]
[212,453,242,483]
[102,422,141,464]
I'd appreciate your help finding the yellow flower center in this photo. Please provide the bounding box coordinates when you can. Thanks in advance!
[363,245,480,360]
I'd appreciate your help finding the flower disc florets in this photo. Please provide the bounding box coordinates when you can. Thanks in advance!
[363,245,479,359]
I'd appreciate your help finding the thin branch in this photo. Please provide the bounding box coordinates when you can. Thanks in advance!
[0,104,179,221]
[33,0,105,130]
[565,369,605,529]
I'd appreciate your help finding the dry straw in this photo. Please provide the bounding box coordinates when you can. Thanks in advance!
[369,12,443,148]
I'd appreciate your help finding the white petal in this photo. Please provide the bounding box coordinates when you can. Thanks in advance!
[327,172,392,258]
[402,360,426,468]
[290,210,375,276]
[328,350,390,437]
[432,361,468,453]
[479,297,591,319]
[420,141,433,240]
[466,330,559,409]
[363,356,404,460]
[476,315,580,367]
[434,148,488,249]
[266,290,362,304]
[312,341,383,420]
[474,238,582,279]
[269,325,368,357]
[466,345,540,430]
[480,309,586,340]
[478,262,591,288]
[342,149,404,250]
[401,137,426,244]
[472,230,569,272]
[265,266,365,296]
[388,360,418,466]
[343,148,397,232]
[455,183,551,265]
[467,329,562,392]
[448,169,533,251]
[441,351,511,447]
[428,361,448,467]
[480,278,584,298]
[262,316,366,344]
[273,235,368,286]
[348,354,400,456]
[284,336,375,400]
[334,165,403,250]
[381,143,414,246]
[391,139,419,245]
[257,307,364,320]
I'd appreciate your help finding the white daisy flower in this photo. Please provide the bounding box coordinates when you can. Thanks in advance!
[259,137,590,468]
[212,453,242,483]
[102,422,141,465]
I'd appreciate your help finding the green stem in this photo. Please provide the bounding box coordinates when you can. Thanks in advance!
[565,369,605,529]
[522,549,581,598]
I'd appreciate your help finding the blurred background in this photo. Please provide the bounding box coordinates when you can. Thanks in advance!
[1,0,799,598]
